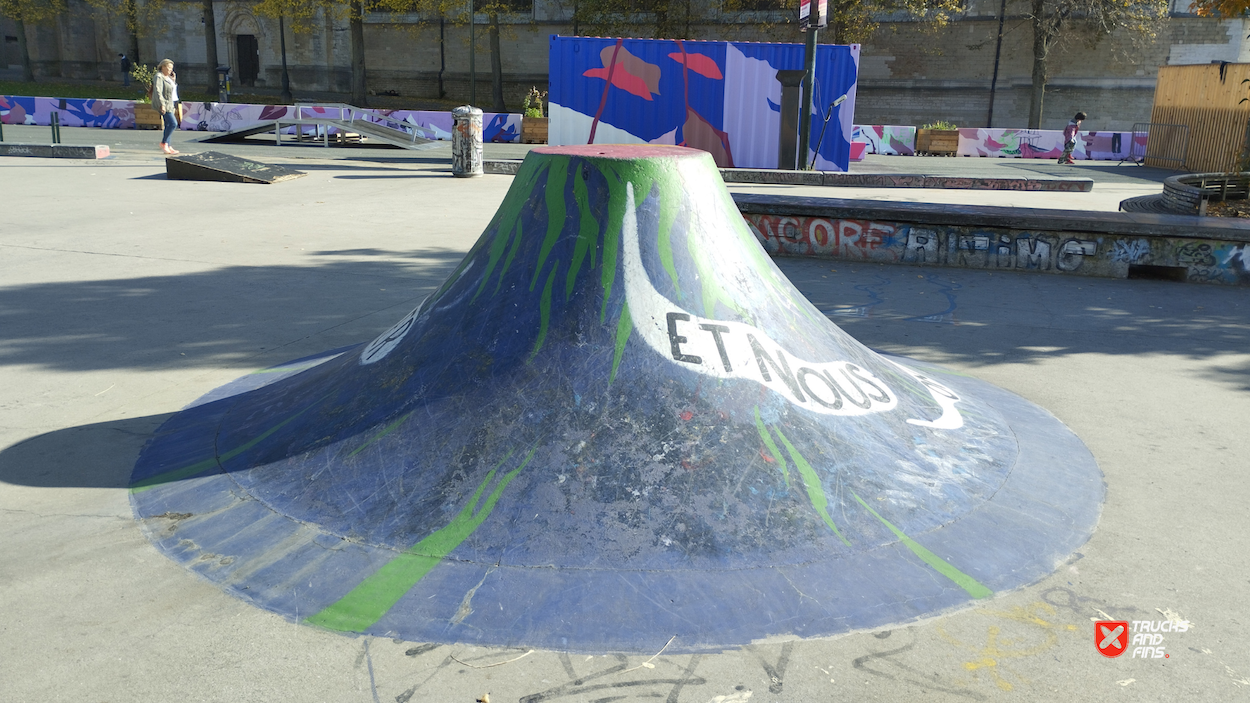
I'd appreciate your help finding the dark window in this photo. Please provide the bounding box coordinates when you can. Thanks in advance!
[236,34,259,87]
[494,0,532,11]
[731,0,787,9]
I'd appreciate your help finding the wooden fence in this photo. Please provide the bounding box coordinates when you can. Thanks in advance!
[1149,63,1250,172]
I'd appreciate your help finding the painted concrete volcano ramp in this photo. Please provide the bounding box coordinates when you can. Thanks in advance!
[131,145,1103,653]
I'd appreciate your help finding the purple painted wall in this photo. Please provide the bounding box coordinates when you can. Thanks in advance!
[1,95,522,143]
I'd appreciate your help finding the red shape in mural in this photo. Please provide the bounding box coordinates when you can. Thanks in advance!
[583,45,662,101]
[582,67,657,102]
[667,52,724,80]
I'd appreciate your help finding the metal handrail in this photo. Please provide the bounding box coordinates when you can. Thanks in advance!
[293,103,435,142]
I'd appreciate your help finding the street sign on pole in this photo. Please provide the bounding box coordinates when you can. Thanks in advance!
[798,0,823,169]
[800,0,828,30]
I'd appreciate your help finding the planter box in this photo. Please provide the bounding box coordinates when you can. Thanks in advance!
[916,129,959,155]
[133,103,162,130]
[521,116,548,144]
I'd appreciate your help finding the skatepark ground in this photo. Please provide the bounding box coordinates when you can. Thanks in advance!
[1,124,1247,702]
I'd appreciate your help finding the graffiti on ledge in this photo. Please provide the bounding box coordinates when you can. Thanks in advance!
[743,213,1250,285]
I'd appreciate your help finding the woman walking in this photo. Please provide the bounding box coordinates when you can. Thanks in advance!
[153,59,181,155]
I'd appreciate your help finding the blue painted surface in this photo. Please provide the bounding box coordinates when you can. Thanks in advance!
[131,146,1103,652]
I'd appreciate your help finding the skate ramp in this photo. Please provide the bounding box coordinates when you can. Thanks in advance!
[130,145,1102,652]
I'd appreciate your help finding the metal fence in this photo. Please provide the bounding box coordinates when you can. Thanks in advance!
[1126,122,1189,170]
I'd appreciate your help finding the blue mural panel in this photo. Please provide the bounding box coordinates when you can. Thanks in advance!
[548,36,860,171]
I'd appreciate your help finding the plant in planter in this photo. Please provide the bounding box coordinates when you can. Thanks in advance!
[127,63,163,129]
[130,63,157,102]
[521,86,548,145]
[917,120,959,155]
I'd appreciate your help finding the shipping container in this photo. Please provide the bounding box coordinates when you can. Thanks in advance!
[549,36,860,172]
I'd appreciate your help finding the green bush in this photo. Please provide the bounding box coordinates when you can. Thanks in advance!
[523,86,547,119]
[921,120,958,130]
[130,64,157,102]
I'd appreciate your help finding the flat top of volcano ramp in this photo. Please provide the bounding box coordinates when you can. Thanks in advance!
[130,145,1102,653]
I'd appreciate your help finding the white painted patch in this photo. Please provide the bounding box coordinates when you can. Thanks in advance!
[360,298,428,365]
[621,183,895,416]
[706,691,752,703]
[621,182,961,429]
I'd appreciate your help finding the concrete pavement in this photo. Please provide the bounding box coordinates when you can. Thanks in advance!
[0,125,1247,702]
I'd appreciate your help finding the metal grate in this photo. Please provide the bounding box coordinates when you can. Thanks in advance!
[1124,122,1189,170]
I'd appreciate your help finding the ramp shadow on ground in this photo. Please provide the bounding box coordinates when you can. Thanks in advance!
[775,259,1250,391]
[0,249,466,374]
[0,414,169,489]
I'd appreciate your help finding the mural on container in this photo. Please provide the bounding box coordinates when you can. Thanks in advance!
[744,212,1250,286]
[957,128,1145,160]
[852,125,916,155]
[548,36,860,171]
[1,95,522,143]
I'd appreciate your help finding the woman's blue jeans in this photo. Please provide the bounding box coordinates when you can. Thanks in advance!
[161,111,177,143]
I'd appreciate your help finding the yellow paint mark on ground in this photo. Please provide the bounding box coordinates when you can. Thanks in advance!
[938,602,1064,693]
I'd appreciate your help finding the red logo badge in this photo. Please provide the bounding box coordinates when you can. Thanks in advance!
[1096,620,1129,658]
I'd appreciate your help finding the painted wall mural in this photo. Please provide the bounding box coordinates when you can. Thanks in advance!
[852,125,916,155]
[0,95,522,143]
[957,128,1145,160]
[549,36,860,171]
[744,212,1250,285]
[1,94,139,128]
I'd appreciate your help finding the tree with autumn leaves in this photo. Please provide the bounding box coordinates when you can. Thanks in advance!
[1023,0,1168,128]
[251,0,371,104]
[1191,0,1248,16]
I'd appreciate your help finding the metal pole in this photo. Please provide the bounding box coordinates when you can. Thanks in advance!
[51,112,61,144]
[469,0,476,107]
[986,0,1007,128]
[798,2,819,170]
[280,16,293,103]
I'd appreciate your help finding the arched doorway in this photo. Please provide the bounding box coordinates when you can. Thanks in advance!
[223,10,264,88]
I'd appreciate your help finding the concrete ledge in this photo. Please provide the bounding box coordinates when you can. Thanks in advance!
[733,193,1250,286]
[484,159,1092,191]
[484,159,523,175]
[0,143,109,159]
[724,169,1093,191]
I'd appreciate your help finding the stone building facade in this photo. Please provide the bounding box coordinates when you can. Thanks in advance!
[2,0,1246,130]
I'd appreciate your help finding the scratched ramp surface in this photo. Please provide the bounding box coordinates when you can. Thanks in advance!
[164,150,306,184]
[131,145,1102,653]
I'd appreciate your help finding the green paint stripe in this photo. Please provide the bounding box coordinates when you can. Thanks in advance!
[566,172,598,301]
[610,302,631,385]
[307,447,536,632]
[494,219,524,295]
[598,169,627,323]
[473,160,547,303]
[532,156,569,291]
[472,214,516,304]
[656,177,681,297]
[753,407,789,487]
[852,493,993,599]
[530,264,559,361]
[772,426,851,546]
[346,411,414,459]
[130,397,326,493]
